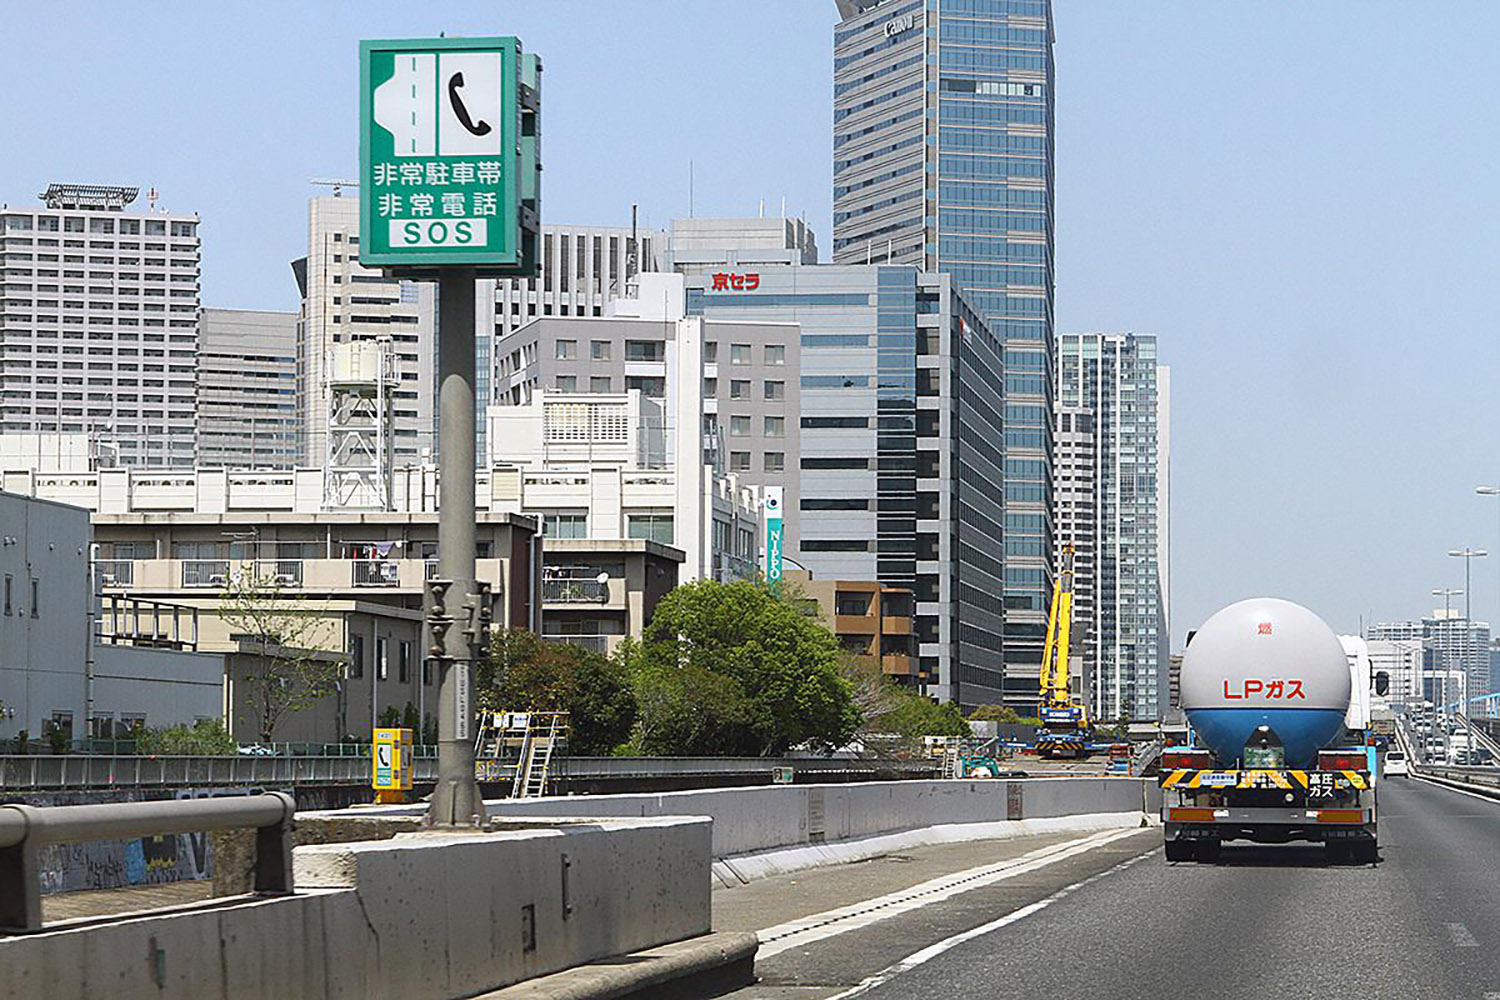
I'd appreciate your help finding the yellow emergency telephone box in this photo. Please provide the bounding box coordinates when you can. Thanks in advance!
[372,727,414,803]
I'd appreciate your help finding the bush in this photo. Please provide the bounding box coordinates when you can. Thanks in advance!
[138,719,237,756]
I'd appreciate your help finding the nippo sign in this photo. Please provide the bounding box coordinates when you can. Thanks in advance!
[360,36,538,275]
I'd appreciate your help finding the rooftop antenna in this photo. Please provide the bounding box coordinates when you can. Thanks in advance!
[310,178,360,198]
[759,197,764,219]
[147,187,158,211]
[689,160,694,218]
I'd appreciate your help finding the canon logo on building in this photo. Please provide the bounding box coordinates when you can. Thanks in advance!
[884,13,915,37]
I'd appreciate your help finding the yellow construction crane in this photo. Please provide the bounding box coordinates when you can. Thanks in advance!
[1036,544,1091,758]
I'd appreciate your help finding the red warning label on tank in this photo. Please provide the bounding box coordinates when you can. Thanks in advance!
[1222,678,1306,700]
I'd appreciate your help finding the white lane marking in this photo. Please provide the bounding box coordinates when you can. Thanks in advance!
[755,826,1149,960]
[1447,922,1479,947]
[823,848,1157,1000]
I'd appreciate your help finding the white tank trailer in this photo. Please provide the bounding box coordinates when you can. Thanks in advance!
[1161,598,1379,864]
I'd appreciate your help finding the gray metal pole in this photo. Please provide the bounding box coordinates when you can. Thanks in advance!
[427,268,487,827]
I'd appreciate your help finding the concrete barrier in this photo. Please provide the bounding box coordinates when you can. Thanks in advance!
[329,776,1160,859]
[0,816,712,1000]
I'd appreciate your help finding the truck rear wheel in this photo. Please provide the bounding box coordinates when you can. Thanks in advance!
[1164,840,1194,862]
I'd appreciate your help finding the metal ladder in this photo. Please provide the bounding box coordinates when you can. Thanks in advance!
[512,713,562,799]
[940,739,965,780]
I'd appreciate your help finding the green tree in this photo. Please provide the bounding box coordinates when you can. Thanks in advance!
[138,719,237,756]
[477,629,637,754]
[631,580,861,756]
[219,571,343,742]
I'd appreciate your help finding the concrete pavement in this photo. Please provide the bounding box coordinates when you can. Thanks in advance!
[713,777,1500,999]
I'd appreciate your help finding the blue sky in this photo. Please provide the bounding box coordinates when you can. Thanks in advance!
[4,2,1498,644]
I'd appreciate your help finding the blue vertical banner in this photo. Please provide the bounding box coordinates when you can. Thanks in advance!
[764,486,784,583]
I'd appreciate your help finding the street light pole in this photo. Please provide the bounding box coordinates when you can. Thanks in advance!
[1478,487,1500,704]
[1449,547,1489,718]
[1433,586,1463,763]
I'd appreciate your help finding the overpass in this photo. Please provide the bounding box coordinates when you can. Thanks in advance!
[4,755,1500,999]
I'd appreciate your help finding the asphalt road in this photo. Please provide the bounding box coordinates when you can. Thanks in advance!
[720,776,1500,1000]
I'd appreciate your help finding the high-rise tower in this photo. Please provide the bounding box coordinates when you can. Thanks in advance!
[833,0,1056,708]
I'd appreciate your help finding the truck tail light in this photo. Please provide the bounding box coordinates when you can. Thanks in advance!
[1317,750,1367,771]
[1162,749,1213,770]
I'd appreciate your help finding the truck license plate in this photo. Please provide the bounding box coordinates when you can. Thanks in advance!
[1198,772,1238,786]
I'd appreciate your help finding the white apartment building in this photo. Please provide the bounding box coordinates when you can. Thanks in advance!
[197,308,298,469]
[488,390,762,585]
[0,183,200,467]
[1367,638,1426,708]
[292,194,437,466]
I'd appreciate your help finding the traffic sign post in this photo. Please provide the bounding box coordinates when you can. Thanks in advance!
[361,35,540,827]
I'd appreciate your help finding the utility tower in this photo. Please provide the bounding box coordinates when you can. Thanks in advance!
[323,338,400,509]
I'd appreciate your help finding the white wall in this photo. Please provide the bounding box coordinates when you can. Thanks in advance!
[0,492,89,739]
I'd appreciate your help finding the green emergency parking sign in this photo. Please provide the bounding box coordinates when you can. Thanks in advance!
[359,36,540,275]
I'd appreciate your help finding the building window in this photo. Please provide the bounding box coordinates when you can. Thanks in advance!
[590,376,611,392]
[703,342,718,363]
[624,340,664,362]
[835,592,871,616]
[703,377,717,396]
[764,380,785,401]
[627,514,674,544]
[625,375,665,397]
[730,343,751,365]
[764,416,785,438]
[555,340,577,360]
[423,658,435,686]
[764,344,786,366]
[29,579,39,618]
[376,636,389,681]
[89,713,115,740]
[349,634,364,679]
[399,641,413,683]
[543,512,589,539]
[555,375,577,392]
[2,574,10,615]
[764,452,785,472]
[729,415,751,437]
[729,451,751,471]
[729,379,750,399]
[590,340,611,361]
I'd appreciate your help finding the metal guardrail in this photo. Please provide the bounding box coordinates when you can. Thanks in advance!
[1416,764,1500,793]
[0,754,939,792]
[0,791,295,932]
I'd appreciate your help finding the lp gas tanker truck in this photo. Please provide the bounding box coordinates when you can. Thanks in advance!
[1161,598,1378,864]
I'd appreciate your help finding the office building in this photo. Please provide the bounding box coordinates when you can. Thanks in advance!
[487,389,762,588]
[291,194,437,467]
[1371,613,1492,709]
[493,274,801,558]
[1366,638,1427,708]
[197,308,298,469]
[784,570,919,685]
[665,216,818,273]
[1055,333,1166,722]
[832,0,1058,696]
[0,183,200,467]
[685,264,1007,708]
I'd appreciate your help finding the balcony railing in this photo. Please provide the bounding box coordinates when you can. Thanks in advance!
[352,559,402,587]
[95,560,134,587]
[181,560,231,588]
[543,634,609,654]
[542,579,609,604]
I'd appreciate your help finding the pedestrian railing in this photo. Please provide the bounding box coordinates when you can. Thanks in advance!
[0,791,296,932]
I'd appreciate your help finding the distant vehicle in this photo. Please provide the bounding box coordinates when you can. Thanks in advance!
[237,744,277,756]
[1384,751,1408,777]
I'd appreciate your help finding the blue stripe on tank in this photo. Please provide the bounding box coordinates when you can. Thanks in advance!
[1184,707,1346,768]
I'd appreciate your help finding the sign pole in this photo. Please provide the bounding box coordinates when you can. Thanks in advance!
[427,267,486,827]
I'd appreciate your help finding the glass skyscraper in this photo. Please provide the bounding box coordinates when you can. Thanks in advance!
[833,0,1056,708]
[1056,333,1166,722]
